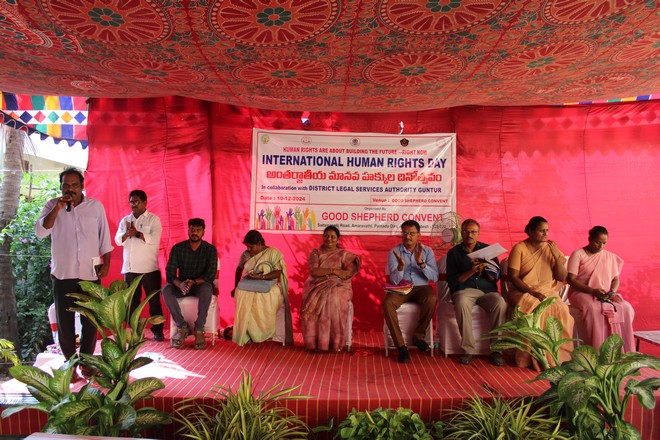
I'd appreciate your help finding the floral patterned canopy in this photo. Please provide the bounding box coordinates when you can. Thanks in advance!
[0,0,657,112]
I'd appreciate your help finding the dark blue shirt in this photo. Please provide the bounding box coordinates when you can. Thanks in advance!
[446,242,499,294]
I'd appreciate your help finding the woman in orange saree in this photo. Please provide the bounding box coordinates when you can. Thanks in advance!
[505,216,574,369]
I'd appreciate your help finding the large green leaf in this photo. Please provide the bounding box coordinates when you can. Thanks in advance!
[570,345,599,374]
[109,279,128,294]
[127,356,153,372]
[489,340,526,352]
[557,372,596,410]
[125,377,166,403]
[101,338,124,362]
[52,400,97,424]
[27,385,60,405]
[598,334,623,364]
[1,402,52,418]
[9,365,56,398]
[113,403,137,431]
[626,377,660,409]
[69,303,103,333]
[100,290,129,330]
[78,281,108,300]
[544,315,564,341]
[533,366,567,384]
[517,327,552,344]
[616,420,641,440]
[48,363,77,397]
[80,353,115,379]
[134,407,172,428]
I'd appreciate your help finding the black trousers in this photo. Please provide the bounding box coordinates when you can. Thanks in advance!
[52,277,98,360]
[125,270,163,333]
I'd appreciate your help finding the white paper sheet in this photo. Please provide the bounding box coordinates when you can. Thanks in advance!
[467,243,507,261]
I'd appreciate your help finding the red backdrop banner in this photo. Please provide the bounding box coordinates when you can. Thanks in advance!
[87,97,660,333]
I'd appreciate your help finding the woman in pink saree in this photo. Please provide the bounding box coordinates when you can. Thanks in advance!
[505,216,574,369]
[567,226,635,352]
[301,226,361,352]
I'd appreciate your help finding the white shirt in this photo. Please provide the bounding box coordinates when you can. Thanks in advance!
[114,210,162,274]
[36,196,114,280]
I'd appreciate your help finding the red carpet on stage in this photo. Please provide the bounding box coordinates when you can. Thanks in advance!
[2,332,659,439]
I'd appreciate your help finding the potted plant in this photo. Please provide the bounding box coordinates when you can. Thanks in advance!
[175,370,312,439]
[487,297,660,439]
[441,394,569,439]
[2,276,171,436]
[334,407,432,439]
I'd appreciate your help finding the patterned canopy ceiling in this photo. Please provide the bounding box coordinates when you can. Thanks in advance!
[0,0,658,112]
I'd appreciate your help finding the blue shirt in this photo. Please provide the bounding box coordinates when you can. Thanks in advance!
[387,243,439,286]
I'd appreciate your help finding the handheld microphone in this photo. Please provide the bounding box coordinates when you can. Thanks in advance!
[66,202,71,212]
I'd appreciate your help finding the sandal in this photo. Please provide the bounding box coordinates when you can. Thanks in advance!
[171,326,190,348]
[194,330,207,350]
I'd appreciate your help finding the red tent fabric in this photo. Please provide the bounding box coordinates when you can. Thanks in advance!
[87,97,660,332]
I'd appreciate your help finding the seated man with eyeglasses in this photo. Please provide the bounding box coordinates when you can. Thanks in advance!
[383,220,439,363]
[446,219,508,366]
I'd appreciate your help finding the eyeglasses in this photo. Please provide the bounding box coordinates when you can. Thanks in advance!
[128,200,143,206]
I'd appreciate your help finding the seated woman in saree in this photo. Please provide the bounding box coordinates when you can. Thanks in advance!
[567,226,635,352]
[231,230,293,346]
[505,216,574,369]
[300,226,361,353]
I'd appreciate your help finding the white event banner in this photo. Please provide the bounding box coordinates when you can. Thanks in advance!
[250,129,456,235]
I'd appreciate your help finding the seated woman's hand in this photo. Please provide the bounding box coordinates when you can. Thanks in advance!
[334,269,352,280]
[591,288,608,299]
[530,290,546,301]
[246,270,263,279]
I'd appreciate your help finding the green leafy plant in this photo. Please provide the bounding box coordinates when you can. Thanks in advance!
[487,298,660,439]
[334,407,431,440]
[442,395,570,439]
[535,334,660,440]
[0,338,20,366]
[1,174,59,361]
[2,276,171,436]
[175,371,311,439]
[486,297,574,370]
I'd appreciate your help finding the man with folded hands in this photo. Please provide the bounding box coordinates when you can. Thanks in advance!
[384,220,439,364]
[446,219,508,366]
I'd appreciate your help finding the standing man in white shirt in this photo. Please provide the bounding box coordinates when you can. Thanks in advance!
[115,190,164,341]
[36,168,113,380]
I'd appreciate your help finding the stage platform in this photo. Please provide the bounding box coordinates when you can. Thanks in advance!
[2,332,659,439]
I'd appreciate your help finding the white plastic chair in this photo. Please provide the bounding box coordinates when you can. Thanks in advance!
[168,295,218,346]
[48,303,82,346]
[436,255,495,357]
[168,258,220,346]
[384,302,434,357]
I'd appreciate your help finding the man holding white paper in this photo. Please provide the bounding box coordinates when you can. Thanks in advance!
[384,220,439,363]
[446,219,508,366]
[35,168,113,380]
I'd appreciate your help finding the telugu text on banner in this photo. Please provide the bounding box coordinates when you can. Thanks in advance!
[250,129,456,235]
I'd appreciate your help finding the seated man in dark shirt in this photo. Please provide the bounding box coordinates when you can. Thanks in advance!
[446,219,508,366]
[162,218,218,350]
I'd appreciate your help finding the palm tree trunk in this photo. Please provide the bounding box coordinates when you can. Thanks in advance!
[0,126,23,370]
